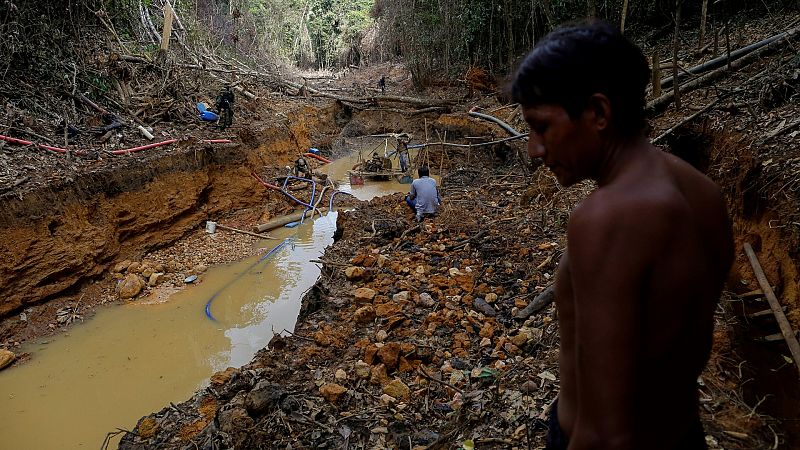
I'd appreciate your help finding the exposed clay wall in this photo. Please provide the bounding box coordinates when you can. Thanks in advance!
[0,145,272,317]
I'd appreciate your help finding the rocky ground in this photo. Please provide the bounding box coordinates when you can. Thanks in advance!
[118,149,773,449]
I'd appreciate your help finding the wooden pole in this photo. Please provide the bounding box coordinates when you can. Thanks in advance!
[743,243,800,378]
[161,1,175,51]
[672,0,683,109]
[620,0,630,34]
[255,209,327,233]
[699,0,709,49]
[713,24,719,57]
[651,51,662,98]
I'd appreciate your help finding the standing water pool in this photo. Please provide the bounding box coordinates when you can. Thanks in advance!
[0,149,410,450]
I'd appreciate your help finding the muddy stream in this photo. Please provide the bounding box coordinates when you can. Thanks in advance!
[0,148,412,449]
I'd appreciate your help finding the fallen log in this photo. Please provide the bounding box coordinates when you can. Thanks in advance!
[281,79,450,107]
[468,111,523,137]
[255,209,328,233]
[647,26,799,114]
[514,285,555,319]
[659,25,800,90]
[743,243,800,378]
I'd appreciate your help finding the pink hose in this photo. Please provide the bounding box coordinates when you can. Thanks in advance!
[304,152,332,164]
[0,135,69,154]
[251,171,282,191]
[110,139,178,155]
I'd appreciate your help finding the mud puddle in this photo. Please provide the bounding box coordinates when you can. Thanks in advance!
[0,148,411,449]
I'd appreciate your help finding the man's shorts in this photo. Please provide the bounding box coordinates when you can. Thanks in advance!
[544,399,708,450]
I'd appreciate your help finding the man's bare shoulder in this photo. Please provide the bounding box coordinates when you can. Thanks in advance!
[571,182,685,239]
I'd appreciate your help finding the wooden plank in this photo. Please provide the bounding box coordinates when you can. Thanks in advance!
[749,306,787,319]
[743,243,800,378]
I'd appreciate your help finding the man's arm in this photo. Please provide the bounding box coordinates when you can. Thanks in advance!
[408,182,417,200]
[566,195,668,449]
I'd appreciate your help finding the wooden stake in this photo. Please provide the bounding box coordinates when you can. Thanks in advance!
[620,0,630,34]
[743,243,800,378]
[652,51,662,98]
[699,0,709,49]
[161,1,175,51]
[672,0,683,109]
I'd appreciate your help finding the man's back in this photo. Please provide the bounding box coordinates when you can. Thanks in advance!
[410,176,439,215]
[556,143,733,448]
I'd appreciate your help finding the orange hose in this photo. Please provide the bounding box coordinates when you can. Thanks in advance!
[304,152,332,164]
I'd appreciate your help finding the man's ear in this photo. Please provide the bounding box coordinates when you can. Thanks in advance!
[585,93,611,132]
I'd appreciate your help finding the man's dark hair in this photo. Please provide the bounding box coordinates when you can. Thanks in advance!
[418,166,430,177]
[511,21,650,136]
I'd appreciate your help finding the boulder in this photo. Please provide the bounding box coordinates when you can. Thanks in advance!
[148,272,164,287]
[141,266,155,279]
[118,274,145,299]
[112,260,132,273]
[127,261,141,274]
[0,349,16,370]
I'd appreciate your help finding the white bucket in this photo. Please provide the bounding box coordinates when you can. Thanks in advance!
[205,221,217,234]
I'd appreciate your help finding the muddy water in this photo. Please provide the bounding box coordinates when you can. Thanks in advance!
[0,150,410,449]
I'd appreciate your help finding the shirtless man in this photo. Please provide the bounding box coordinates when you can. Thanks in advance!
[511,22,734,450]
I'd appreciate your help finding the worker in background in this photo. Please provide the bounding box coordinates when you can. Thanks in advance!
[512,21,733,450]
[405,166,440,222]
[215,85,235,129]
[293,155,313,180]
[378,75,386,95]
[398,137,410,173]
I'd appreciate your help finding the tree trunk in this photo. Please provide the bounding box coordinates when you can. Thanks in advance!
[620,0,630,33]
[699,0,709,49]
[672,0,683,109]
[587,0,597,17]
[652,51,662,98]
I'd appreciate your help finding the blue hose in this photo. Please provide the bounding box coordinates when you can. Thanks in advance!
[204,238,293,321]
[281,176,316,209]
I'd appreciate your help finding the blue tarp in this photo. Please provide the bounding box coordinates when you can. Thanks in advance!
[197,102,219,121]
